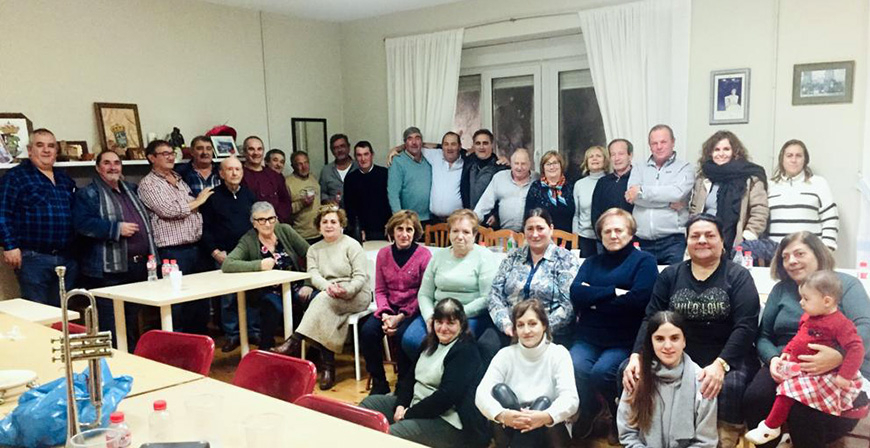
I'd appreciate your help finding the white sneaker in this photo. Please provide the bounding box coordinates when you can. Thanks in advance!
[745,421,782,445]
[776,433,792,448]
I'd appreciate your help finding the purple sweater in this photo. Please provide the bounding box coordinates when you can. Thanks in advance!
[375,244,432,318]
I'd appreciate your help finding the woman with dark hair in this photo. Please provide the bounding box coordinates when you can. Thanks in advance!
[622,214,760,446]
[360,298,489,448]
[617,311,718,447]
[476,299,578,448]
[569,208,658,440]
[524,151,575,232]
[689,130,768,257]
[488,208,579,344]
[743,231,870,447]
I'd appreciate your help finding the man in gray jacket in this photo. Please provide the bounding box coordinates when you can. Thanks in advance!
[625,124,695,264]
[319,133,358,204]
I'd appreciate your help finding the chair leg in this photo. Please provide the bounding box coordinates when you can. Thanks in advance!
[383,336,392,362]
[353,321,362,382]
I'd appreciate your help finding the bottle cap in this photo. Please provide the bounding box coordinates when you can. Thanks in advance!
[171,259,177,264]
[148,254,155,260]
[110,411,125,423]
[735,245,743,251]
[861,261,868,267]
[153,400,167,411]
[744,251,752,256]
[162,259,169,264]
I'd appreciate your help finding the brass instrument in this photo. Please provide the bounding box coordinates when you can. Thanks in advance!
[50,266,113,440]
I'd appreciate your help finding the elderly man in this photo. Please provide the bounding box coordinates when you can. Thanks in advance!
[591,139,635,228]
[461,128,508,209]
[200,156,259,352]
[175,135,221,196]
[139,139,213,333]
[387,126,432,222]
[73,150,158,348]
[265,149,286,174]
[320,134,358,203]
[473,147,534,231]
[625,125,694,264]
[0,128,77,305]
[285,151,322,244]
[343,141,391,241]
[241,136,292,223]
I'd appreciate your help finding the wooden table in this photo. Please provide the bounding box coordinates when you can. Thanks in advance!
[0,313,202,415]
[117,377,420,447]
[90,269,310,355]
[0,298,79,325]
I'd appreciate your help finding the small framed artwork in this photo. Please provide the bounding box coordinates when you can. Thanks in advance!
[94,103,143,157]
[0,113,34,161]
[210,135,238,158]
[710,68,750,125]
[792,61,855,105]
[58,140,89,161]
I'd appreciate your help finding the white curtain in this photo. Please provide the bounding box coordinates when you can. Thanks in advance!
[856,12,870,269]
[385,29,464,145]
[577,0,691,161]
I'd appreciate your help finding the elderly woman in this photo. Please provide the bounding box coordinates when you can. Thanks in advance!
[400,209,498,359]
[572,145,610,257]
[222,201,312,351]
[524,151,575,233]
[362,210,432,395]
[488,208,579,345]
[569,208,658,440]
[622,214,760,446]
[271,204,370,390]
[768,140,839,251]
[689,130,768,258]
[743,232,870,447]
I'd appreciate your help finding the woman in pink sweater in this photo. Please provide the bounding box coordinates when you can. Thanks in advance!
[362,210,433,395]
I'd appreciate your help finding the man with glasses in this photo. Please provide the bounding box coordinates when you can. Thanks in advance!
[320,133,358,204]
[139,139,214,333]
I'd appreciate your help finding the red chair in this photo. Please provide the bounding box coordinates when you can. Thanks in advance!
[233,350,316,403]
[133,330,215,375]
[51,321,88,334]
[294,394,390,433]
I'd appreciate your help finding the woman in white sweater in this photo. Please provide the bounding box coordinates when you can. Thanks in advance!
[572,145,610,257]
[475,299,578,447]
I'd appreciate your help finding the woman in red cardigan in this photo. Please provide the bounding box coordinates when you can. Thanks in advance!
[361,210,432,395]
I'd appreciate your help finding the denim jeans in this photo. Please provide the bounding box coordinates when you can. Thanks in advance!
[17,250,78,306]
[637,233,686,265]
[400,313,492,360]
[80,257,148,350]
[569,339,631,421]
[216,261,260,339]
[258,285,316,349]
[160,244,208,334]
[360,313,413,382]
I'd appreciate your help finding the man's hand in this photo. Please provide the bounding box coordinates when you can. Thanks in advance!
[212,250,227,264]
[625,185,641,204]
[119,222,139,237]
[260,257,276,271]
[622,353,641,393]
[394,405,407,422]
[669,201,685,211]
[799,343,843,375]
[302,194,314,206]
[386,145,404,167]
[697,361,725,399]
[2,248,21,270]
[485,215,497,226]
[496,156,509,166]
[190,187,214,210]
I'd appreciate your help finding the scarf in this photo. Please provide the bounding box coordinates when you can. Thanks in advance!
[541,174,567,207]
[93,177,158,273]
[652,353,698,445]
[702,159,767,250]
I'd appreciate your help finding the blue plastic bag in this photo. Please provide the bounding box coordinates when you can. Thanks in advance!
[0,359,133,447]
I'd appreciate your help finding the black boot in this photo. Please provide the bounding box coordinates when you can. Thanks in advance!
[369,377,390,396]
[319,349,336,390]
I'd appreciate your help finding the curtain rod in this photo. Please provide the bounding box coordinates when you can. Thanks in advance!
[381,11,581,42]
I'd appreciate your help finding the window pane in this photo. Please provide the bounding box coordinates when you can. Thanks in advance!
[492,75,533,160]
[454,75,481,150]
[559,70,605,181]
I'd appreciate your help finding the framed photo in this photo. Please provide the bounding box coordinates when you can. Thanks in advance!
[94,103,143,157]
[792,61,855,105]
[0,113,34,161]
[210,135,238,158]
[710,68,750,125]
[58,140,89,161]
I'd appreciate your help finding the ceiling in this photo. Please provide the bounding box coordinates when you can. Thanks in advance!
[202,0,467,22]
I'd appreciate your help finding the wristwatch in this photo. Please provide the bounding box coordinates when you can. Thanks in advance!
[716,357,731,373]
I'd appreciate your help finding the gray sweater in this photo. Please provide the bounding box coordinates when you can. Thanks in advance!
[319,160,358,202]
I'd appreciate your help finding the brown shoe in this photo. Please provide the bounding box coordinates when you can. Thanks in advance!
[272,336,301,357]
[319,350,336,390]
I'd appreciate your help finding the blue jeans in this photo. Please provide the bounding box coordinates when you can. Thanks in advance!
[160,244,208,334]
[216,261,260,339]
[569,340,630,421]
[637,233,686,265]
[400,313,492,360]
[361,313,413,382]
[80,257,147,350]
[17,250,78,306]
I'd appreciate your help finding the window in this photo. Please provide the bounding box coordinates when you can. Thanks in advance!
[492,75,534,160]
[453,75,481,149]
[559,70,605,180]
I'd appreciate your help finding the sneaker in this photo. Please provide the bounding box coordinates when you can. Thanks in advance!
[221,336,240,353]
[745,421,781,445]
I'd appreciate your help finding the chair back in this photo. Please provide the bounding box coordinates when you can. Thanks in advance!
[51,321,88,334]
[294,394,390,433]
[134,330,215,375]
[424,223,450,247]
[481,229,524,252]
[552,229,579,250]
[233,350,316,403]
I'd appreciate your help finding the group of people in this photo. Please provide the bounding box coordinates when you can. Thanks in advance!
[0,124,859,447]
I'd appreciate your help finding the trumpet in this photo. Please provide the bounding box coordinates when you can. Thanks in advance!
[50,266,113,440]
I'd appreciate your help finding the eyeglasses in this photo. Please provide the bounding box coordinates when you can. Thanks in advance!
[544,161,561,167]
[153,151,175,158]
[253,216,278,225]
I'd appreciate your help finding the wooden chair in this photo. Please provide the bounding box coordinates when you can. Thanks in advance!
[423,223,450,247]
[481,229,523,252]
[552,229,579,250]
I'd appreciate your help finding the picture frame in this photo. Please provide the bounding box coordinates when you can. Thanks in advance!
[58,140,89,161]
[710,68,750,125]
[210,135,238,158]
[291,117,328,170]
[94,103,143,157]
[792,61,855,105]
[0,113,34,162]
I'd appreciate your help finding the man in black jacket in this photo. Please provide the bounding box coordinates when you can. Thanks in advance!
[343,141,392,242]
[590,138,635,228]
[461,129,508,209]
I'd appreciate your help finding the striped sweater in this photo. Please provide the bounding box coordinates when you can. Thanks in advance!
[767,172,838,250]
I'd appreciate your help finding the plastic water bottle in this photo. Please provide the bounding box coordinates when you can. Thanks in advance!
[146,255,158,282]
[506,235,516,251]
[109,411,132,447]
[732,246,744,265]
[170,259,179,272]
[859,261,869,280]
[633,241,641,250]
[743,251,754,268]
[161,259,171,280]
[148,400,172,442]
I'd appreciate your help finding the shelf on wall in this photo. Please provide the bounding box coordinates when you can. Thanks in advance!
[0,160,151,170]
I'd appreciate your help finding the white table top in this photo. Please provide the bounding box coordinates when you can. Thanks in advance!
[0,298,79,325]
[90,269,310,306]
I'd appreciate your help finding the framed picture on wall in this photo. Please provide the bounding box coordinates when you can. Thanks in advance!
[710,68,750,125]
[0,113,34,162]
[210,135,238,158]
[792,61,855,105]
[58,140,89,161]
[94,103,143,157]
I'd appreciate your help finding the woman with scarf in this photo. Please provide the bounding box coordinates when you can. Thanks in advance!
[689,130,768,259]
[524,151,575,232]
